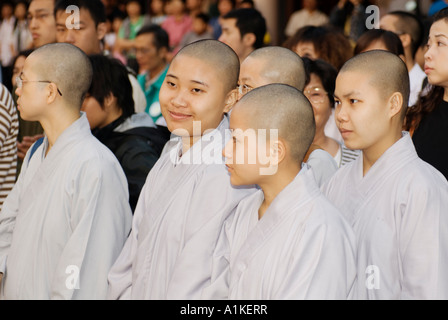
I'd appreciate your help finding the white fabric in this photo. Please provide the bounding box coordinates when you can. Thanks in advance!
[0,114,133,299]
[322,132,448,299]
[107,115,255,299]
[408,63,427,107]
[325,109,343,144]
[0,17,16,67]
[285,10,329,37]
[204,166,357,300]
[115,112,156,132]
[128,73,147,114]
[306,148,338,187]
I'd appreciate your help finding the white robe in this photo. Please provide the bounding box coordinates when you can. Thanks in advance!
[107,115,255,300]
[0,113,133,300]
[204,165,357,300]
[322,132,448,299]
[306,149,338,187]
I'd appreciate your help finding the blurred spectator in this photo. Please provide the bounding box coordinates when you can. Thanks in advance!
[104,11,127,57]
[0,1,16,91]
[10,49,44,176]
[283,25,353,71]
[149,0,168,25]
[354,28,405,59]
[83,54,167,212]
[161,0,193,55]
[236,0,254,9]
[55,0,108,57]
[186,0,205,19]
[209,0,236,39]
[428,0,448,16]
[0,83,18,211]
[329,0,371,42]
[179,12,213,48]
[285,0,329,38]
[55,0,147,113]
[135,24,170,125]
[27,0,57,49]
[11,1,33,58]
[218,7,266,62]
[115,0,151,70]
[380,11,426,106]
[415,17,432,72]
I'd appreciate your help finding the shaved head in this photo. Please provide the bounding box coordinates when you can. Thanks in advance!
[234,83,315,163]
[175,39,240,93]
[340,50,410,119]
[28,43,93,109]
[245,46,306,90]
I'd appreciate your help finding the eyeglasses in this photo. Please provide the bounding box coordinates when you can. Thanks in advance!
[26,12,51,25]
[303,87,328,104]
[237,84,253,96]
[16,76,62,96]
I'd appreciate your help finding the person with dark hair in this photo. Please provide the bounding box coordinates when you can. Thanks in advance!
[55,0,108,55]
[354,28,405,58]
[55,0,147,114]
[161,0,192,54]
[178,12,213,49]
[135,24,170,125]
[11,1,33,58]
[27,0,57,49]
[209,0,236,39]
[83,54,167,212]
[285,0,329,38]
[329,0,371,42]
[323,50,448,299]
[149,0,167,25]
[380,10,426,106]
[283,25,353,72]
[218,7,267,62]
[0,43,132,299]
[404,7,448,181]
[303,57,360,167]
[237,0,255,9]
[0,1,16,92]
[115,0,151,68]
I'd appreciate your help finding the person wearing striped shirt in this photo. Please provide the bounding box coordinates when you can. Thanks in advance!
[0,84,18,210]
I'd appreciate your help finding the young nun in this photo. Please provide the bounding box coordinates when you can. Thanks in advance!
[322,50,448,299]
[107,39,255,300]
[204,84,357,299]
[0,43,132,299]
[237,46,338,186]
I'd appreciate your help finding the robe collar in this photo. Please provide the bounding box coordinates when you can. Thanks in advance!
[353,131,419,195]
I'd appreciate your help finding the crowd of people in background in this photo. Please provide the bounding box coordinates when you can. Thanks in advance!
[0,0,447,300]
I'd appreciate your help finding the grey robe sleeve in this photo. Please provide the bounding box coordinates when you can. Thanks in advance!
[201,214,234,300]
[50,159,132,300]
[0,147,30,274]
[166,167,245,299]
[275,218,357,300]
[399,176,448,299]
[107,176,149,300]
